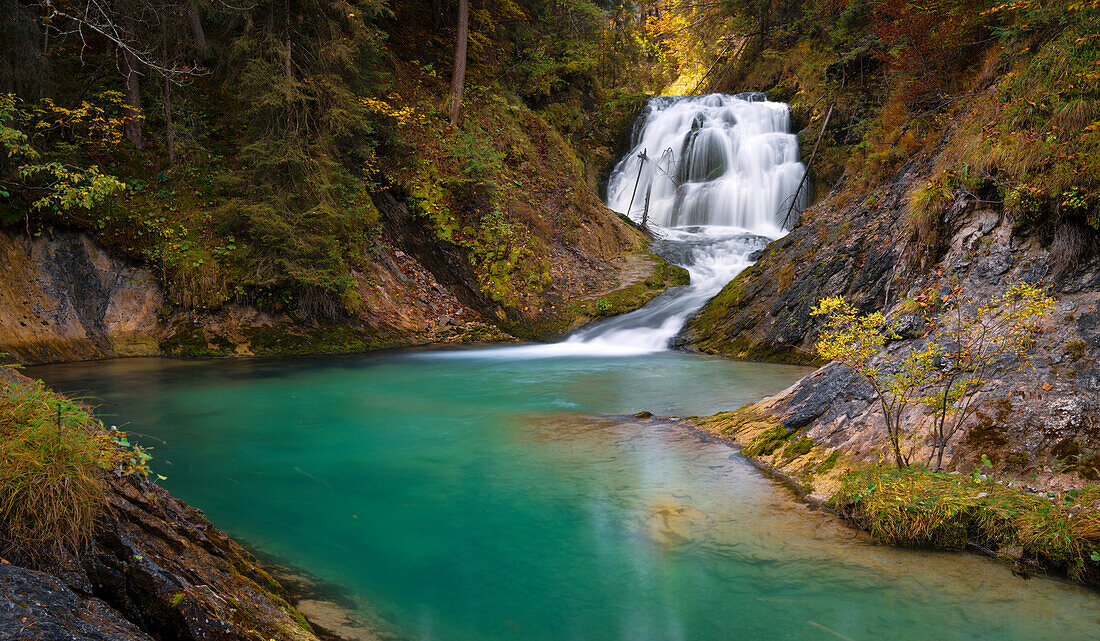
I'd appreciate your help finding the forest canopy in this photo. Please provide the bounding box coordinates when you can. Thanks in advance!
[2,0,1098,318]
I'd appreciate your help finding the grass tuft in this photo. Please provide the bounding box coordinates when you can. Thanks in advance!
[832,465,1100,584]
[0,373,141,564]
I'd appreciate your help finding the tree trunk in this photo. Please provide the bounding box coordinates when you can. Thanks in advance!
[120,32,145,150]
[162,39,177,163]
[446,0,469,126]
[284,0,293,80]
[187,1,211,62]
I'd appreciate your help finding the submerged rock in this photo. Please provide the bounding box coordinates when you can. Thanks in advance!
[644,501,708,548]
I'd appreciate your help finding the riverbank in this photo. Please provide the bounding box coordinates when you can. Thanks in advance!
[0,228,685,366]
[0,365,331,641]
[13,350,1100,640]
[685,383,1100,589]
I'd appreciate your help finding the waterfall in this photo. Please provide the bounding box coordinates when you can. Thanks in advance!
[547,93,806,355]
[607,93,805,235]
[430,93,805,359]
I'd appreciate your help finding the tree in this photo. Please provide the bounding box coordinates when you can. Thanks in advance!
[919,281,1057,470]
[0,94,127,216]
[447,0,469,126]
[187,0,211,63]
[811,296,931,467]
[811,281,1056,470]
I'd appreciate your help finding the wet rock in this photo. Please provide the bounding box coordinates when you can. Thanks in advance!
[74,474,318,641]
[0,564,151,641]
[778,363,871,432]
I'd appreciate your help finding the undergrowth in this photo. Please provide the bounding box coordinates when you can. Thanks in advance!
[832,465,1100,584]
[0,370,151,564]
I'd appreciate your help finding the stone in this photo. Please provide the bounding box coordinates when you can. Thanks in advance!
[0,564,151,641]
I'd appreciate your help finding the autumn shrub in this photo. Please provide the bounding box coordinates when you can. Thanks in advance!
[812,281,1055,469]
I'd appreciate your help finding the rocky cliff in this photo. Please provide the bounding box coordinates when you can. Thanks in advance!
[0,232,163,365]
[684,153,1100,487]
[1,468,328,641]
[1,195,682,365]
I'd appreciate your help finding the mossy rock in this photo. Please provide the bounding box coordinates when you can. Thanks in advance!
[743,425,796,457]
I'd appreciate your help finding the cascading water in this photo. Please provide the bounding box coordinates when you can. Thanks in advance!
[553,93,805,355]
[563,92,805,353]
[609,93,804,233]
[435,93,805,358]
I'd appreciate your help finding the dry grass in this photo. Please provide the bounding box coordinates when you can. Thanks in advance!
[833,465,1100,584]
[0,374,128,564]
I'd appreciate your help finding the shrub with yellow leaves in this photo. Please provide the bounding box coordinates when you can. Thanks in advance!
[812,281,1055,469]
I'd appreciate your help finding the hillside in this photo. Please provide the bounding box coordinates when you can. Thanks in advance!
[676,0,1100,487]
[0,0,686,363]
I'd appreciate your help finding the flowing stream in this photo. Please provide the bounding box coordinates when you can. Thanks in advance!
[27,94,1100,640]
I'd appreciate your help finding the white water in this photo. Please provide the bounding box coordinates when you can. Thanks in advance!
[436,93,805,359]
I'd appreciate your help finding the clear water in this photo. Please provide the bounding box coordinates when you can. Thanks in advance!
[30,352,1100,641]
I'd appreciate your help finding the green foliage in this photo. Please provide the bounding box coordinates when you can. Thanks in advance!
[0,94,126,213]
[812,281,1055,469]
[0,0,673,324]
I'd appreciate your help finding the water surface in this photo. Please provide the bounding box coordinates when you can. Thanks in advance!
[31,352,1100,641]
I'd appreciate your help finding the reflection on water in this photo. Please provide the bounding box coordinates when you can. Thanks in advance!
[30,353,1100,641]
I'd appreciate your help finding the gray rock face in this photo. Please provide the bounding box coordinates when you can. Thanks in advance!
[0,564,151,641]
[779,363,872,432]
[685,159,1100,485]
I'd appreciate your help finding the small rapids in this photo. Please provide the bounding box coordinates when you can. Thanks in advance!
[457,92,806,358]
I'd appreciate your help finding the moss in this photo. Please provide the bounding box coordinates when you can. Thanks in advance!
[1005,452,1030,470]
[1052,438,1082,463]
[1077,451,1100,481]
[694,404,780,437]
[286,606,314,634]
[161,324,226,358]
[696,335,820,365]
[1067,340,1087,361]
[687,271,752,341]
[965,406,1009,449]
[743,425,796,457]
[781,436,814,462]
[243,325,390,356]
[816,450,841,473]
[508,250,685,339]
